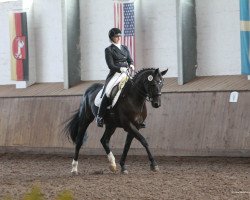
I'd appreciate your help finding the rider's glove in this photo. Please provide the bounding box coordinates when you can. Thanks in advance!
[120,67,127,73]
[130,65,135,71]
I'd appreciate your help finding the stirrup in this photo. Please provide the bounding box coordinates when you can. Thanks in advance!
[96,116,104,127]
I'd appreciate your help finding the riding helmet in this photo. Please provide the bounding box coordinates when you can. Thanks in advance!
[108,28,122,40]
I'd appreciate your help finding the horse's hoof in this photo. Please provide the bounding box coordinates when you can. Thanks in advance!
[71,171,78,175]
[150,165,160,172]
[121,169,128,175]
[121,165,128,174]
[109,164,117,172]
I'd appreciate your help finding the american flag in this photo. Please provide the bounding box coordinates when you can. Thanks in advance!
[114,0,135,63]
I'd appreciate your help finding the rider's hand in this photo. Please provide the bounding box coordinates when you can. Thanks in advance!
[130,65,135,71]
[120,67,127,73]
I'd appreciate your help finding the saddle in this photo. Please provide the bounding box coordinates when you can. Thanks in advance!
[94,75,129,108]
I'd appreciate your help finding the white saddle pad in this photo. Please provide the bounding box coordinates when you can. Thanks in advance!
[94,87,123,108]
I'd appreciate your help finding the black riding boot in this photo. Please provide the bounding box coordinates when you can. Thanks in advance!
[96,94,109,127]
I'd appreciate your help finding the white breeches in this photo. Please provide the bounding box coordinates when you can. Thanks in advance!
[105,72,128,98]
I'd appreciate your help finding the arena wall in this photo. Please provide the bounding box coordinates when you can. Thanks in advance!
[0,91,249,156]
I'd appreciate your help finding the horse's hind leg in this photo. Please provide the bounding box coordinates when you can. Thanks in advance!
[119,132,134,174]
[72,117,93,174]
[100,125,116,172]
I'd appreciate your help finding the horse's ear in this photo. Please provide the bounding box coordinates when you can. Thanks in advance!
[154,68,160,76]
[161,69,168,76]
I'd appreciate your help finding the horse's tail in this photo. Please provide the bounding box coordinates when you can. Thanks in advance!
[63,109,81,144]
[63,95,88,144]
[63,83,102,144]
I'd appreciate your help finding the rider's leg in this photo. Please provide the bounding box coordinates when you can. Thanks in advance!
[96,74,119,127]
[96,72,128,127]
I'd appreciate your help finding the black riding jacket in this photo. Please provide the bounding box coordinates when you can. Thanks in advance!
[105,44,134,82]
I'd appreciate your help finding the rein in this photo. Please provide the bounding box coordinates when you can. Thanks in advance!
[125,70,155,102]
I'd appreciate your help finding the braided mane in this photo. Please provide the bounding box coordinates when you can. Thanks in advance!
[133,68,156,80]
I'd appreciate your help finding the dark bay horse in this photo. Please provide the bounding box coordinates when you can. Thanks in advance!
[64,68,168,174]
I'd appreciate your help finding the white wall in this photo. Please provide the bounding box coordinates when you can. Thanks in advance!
[0,0,63,85]
[0,0,242,85]
[135,0,178,77]
[80,0,113,81]
[33,0,64,82]
[80,0,177,81]
[23,0,36,85]
[196,0,241,76]
[80,0,241,80]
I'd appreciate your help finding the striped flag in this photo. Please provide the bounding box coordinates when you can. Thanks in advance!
[9,12,29,81]
[240,0,250,75]
[114,0,135,63]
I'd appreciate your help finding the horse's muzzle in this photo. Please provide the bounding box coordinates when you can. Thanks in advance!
[151,94,161,108]
[152,102,161,108]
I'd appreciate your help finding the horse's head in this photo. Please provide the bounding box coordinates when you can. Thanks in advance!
[146,68,168,108]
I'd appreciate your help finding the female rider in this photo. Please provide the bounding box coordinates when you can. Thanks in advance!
[96,28,134,127]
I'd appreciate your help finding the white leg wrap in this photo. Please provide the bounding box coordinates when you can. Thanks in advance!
[107,152,116,172]
[108,152,115,164]
[71,159,78,173]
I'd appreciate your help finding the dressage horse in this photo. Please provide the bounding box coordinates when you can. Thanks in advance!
[64,68,168,174]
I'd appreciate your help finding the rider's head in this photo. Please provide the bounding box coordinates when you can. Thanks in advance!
[109,28,122,43]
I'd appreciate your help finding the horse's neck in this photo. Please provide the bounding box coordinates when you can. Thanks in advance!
[127,77,147,106]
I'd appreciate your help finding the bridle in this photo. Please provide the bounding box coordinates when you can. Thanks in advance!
[125,69,162,102]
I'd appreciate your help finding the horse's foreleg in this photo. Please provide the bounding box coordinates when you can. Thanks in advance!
[119,132,134,174]
[128,123,159,172]
[100,126,116,172]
